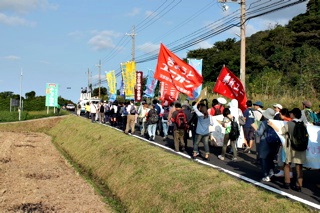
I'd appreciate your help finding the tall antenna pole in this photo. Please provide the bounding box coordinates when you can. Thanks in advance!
[240,0,246,89]
[126,25,136,61]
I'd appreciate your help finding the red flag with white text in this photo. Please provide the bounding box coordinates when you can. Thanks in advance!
[159,81,180,105]
[213,66,247,111]
[154,43,203,98]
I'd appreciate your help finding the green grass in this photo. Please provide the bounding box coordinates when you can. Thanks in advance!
[0,116,315,212]
[0,110,70,122]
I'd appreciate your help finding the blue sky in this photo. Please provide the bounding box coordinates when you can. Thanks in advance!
[0,0,307,103]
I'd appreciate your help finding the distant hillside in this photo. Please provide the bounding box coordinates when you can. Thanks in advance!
[187,0,320,99]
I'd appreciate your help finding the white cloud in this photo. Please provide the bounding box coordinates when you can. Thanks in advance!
[137,42,159,54]
[0,0,58,13]
[0,13,36,26]
[4,55,21,60]
[67,31,85,40]
[126,7,140,17]
[194,41,212,49]
[88,31,122,51]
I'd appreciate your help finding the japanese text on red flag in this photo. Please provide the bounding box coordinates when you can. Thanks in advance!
[154,43,203,98]
[213,66,247,111]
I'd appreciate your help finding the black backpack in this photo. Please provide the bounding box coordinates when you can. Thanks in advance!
[148,109,159,124]
[289,121,309,151]
[228,117,240,141]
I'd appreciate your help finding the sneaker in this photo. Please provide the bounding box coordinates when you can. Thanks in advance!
[269,170,274,177]
[163,136,167,140]
[218,155,225,161]
[244,147,251,153]
[262,176,271,182]
[232,157,237,162]
[274,170,284,177]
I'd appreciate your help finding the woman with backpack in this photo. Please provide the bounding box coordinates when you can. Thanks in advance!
[147,104,159,141]
[192,98,213,161]
[218,108,239,162]
[251,108,279,182]
[269,108,307,192]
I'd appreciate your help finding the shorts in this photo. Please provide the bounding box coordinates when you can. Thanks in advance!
[244,127,255,142]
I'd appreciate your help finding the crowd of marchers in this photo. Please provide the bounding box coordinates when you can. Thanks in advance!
[76,98,320,192]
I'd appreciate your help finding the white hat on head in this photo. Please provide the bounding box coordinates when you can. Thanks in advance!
[273,103,283,109]
[217,97,227,105]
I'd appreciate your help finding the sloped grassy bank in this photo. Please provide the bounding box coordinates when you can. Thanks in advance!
[0,116,312,212]
[45,116,312,213]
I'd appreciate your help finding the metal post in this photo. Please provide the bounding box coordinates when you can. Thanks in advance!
[19,69,22,121]
[126,25,136,61]
[240,0,246,89]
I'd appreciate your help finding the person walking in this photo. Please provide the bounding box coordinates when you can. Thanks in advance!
[251,108,279,182]
[218,108,239,161]
[90,102,97,123]
[269,108,307,191]
[192,98,213,161]
[125,100,137,134]
[171,102,187,152]
[147,104,159,141]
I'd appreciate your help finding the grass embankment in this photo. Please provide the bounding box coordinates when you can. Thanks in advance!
[0,116,313,212]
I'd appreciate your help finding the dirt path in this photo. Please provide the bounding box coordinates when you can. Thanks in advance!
[0,131,113,212]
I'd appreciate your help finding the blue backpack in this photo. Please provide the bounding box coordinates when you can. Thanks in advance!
[305,109,319,125]
[265,126,281,145]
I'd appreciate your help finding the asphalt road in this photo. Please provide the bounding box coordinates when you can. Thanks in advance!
[79,114,320,210]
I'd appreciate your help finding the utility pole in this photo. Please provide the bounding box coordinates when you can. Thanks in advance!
[240,0,246,89]
[19,68,23,121]
[126,25,136,61]
[95,60,101,98]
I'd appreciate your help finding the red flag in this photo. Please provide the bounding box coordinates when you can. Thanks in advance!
[154,43,203,98]
[213,66,247,111]
[160,82,180,105]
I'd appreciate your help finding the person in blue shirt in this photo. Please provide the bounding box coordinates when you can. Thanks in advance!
[192,98,214,161]
[243,100,256,153]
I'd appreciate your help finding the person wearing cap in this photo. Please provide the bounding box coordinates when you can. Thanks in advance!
[269,108,306,192]
[251,108,278,182]
[273,104,283,120]
[253,101,264,121]
[301,100,316,125]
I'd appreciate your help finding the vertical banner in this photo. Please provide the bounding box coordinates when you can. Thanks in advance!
[45,83,59,107]
[144,69,158,98]
[106,70,117,102]
[135,71,143,102]
[187,58,203,100]
[159,81,179,104]
[121,61,136,100]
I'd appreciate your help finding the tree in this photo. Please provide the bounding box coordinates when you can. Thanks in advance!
[25,91,36,99]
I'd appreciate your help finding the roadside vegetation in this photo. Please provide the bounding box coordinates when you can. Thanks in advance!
[0,116,314,212]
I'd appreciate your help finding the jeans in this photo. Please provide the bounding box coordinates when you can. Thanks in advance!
[193,134,210,155]
[148,124,157,138]
[162,121,169,136]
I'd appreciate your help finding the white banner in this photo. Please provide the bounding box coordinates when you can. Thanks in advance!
[209,117,320,168]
